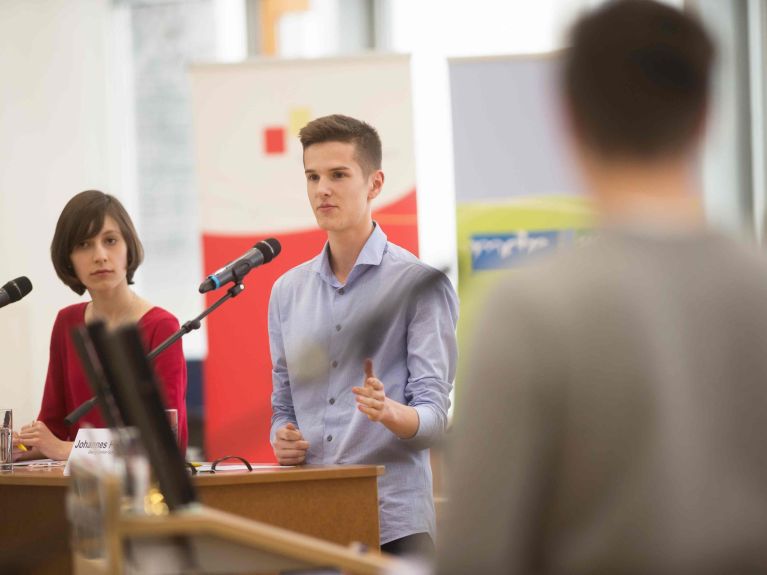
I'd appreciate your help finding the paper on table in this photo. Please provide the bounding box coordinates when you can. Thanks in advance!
[13,458,65,468]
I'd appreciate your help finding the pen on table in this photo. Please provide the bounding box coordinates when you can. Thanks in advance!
[10,430,29,452]
[4,412,27,450]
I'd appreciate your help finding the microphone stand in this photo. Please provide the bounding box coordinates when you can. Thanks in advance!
[64,282,246,426]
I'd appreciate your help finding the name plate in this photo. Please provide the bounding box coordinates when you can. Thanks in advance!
[64,428,115,476]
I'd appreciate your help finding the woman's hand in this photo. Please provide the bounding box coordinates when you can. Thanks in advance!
[11,432,36,461]
[19,421,73,461]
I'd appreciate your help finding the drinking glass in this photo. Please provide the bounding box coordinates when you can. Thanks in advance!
[1,409,13,472]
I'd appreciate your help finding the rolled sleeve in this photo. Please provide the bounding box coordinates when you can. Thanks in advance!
[403,271,459,448]
[268,280,297,443]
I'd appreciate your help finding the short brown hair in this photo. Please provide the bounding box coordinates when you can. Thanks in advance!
[51,190,144,295]
[563,0,715,159]
[299,114,382,174]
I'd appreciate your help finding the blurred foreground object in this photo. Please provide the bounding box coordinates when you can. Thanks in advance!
[439,1,767,574]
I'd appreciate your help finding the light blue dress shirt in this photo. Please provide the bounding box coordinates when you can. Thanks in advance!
[268,223,458,544]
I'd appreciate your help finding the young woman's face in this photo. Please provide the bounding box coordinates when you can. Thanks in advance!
[69,215,129,295]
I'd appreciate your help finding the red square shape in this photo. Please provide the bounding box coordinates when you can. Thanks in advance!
[264,126,285,154]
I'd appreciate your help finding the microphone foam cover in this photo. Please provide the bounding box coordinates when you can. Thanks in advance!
[3,276,33,302]
[257,238,282,262]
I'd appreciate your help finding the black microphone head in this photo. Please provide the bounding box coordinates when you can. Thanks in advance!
[256,238,281,263]
[3,276,33,303]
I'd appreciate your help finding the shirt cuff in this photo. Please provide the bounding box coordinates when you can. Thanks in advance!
[401,404,444,449]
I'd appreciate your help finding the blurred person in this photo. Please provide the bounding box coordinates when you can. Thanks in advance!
[14,190,187,461]
[438,1,767,573]
[269,114,458,559]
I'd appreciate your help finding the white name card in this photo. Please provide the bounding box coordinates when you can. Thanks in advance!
[64,428,115,476]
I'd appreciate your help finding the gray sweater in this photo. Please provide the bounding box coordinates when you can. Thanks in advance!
[439,230,767,575]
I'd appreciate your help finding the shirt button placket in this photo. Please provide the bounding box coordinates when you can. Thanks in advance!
[328,285,344,457]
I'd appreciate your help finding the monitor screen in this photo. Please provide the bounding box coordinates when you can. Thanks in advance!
[96,323,197,510]
[70,322,123,429]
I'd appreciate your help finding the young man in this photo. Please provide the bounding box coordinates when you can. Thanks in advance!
[440,1,767,573]
[268,114,458,557]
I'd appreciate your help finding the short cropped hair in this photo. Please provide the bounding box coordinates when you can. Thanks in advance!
[51,190,144,295]
[299,114,382,174]
[563,0,715,159]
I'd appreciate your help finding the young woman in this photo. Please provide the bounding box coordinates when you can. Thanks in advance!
[16,190,187,460]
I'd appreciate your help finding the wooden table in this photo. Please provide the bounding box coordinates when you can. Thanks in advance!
[0,464,383,575]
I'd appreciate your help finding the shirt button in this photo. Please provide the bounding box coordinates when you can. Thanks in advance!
[338,288,345,295]
[335,324,341,331]
[326,435,333,442]
[329,398,335,405]
[332,360,338,368]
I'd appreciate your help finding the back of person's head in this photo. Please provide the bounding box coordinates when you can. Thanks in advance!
[563,0,715,161]
[51,190,144,295]
[299,114,382,175]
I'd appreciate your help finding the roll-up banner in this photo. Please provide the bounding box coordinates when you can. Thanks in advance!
[190,55,418,460]
[449,54,595,405]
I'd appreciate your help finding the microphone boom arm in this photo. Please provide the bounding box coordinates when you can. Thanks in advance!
[64,282,246,426]
[149,282,244,360]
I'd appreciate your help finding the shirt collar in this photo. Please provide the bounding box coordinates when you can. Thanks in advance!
[311,222,388,286]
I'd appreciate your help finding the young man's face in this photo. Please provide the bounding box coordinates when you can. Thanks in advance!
[303,141,382,236]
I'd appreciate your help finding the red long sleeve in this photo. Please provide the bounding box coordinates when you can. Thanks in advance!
[37,303,188,453]
[141,310,189,452]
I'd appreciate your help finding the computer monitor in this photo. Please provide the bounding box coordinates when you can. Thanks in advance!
[69,323,123,429]
[95,323,197,510]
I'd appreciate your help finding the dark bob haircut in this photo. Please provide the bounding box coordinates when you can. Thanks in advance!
[51,190,144,295]
[299,114,382,175]
[563,0,715,160]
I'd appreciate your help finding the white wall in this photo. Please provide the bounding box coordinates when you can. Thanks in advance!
[0,0,128,425]
[375,0,589,278]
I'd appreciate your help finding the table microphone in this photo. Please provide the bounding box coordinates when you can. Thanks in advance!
[0,276,32,309]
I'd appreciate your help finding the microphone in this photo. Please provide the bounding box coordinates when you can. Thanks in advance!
[198,238,281,293]
[0,276,33,309]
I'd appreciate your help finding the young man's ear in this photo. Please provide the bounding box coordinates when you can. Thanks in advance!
[368,170,384,200]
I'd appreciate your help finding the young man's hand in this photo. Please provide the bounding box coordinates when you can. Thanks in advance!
[353,359,388,422]
[272,423,309,465]
[353,359,420,439]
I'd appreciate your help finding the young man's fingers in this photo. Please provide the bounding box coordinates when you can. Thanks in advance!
[366,378,384,391]
[278,425,302,441]
[277,432,303,445]
[352,386,373,398]
[277,448,308,459]
[278,455,305,465]
[278,451,307,462]
[364,358,374,379]
[358,404,383,420]
[356,395,383,410]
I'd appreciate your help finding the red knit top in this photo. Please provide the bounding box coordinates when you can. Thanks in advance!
[37,302,188,452]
